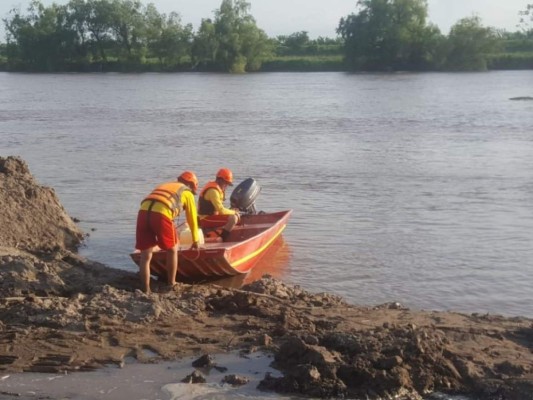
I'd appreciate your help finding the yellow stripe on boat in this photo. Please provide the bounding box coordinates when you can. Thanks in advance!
[231,224,287,268]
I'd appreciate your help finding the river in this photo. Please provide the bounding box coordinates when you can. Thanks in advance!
[1,71,532,318]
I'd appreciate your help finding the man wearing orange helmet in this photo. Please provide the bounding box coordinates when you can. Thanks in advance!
[135,171,200,294]
[198,168,240,242]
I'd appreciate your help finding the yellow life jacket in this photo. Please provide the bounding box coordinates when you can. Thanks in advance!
[143,182,190,217]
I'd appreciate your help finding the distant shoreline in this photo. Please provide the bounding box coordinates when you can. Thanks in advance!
[1,51,532,74]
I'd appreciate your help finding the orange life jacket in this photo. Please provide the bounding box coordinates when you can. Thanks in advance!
[198,181,224,216]
[143,182,190,216]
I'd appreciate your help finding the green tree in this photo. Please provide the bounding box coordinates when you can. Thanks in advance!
[144,5,192,66]
[84,0,114,61]
[274,33,342,56]
[276,31,309,55]
[213,0,246,71]
[107,0,145,60]
[494,29,533,53]
[3,0,202,70]
[235,12,271,71]
[65,0,91,61]
[3,0,77,70]
[192,0,270,72]
[337,0,443,70]
[445,16,497,71]
[191,18,218,68]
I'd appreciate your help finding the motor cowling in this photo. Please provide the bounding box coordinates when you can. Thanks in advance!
[230,178,261,214]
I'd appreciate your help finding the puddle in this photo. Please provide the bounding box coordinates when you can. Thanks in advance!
[0,352,292,400]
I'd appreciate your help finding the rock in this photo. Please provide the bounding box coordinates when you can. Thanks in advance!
[292,364,321,382]
[302,335,320,346]
[222,374,249,386]
[375,301,408,310]
[258,333,273,346]
[181,370,206,383]
[192,354,215,368]
[375,355,403,370]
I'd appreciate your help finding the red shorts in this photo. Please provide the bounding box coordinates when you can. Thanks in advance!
[135,210,178,251]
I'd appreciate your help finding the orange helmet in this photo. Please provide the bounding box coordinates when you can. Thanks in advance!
[216,168,233,186]
[178,171,199,194]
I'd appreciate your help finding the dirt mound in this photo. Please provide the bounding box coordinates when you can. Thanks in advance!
[0,156,83,252]
[0,157,532,400]
[1,251,532,400]
[205,279,533,400]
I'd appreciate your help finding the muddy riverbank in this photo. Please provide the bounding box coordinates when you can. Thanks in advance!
[0,156,532,399]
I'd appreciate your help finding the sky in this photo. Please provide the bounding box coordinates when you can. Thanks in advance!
[0,0,530,39]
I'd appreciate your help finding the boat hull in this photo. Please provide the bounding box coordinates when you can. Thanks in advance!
[130,210,292,281]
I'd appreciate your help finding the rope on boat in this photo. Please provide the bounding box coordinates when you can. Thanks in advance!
[181,247,201,261]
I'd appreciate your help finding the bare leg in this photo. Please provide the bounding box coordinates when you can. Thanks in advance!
[139,248,154,294]
[166,244,179,287]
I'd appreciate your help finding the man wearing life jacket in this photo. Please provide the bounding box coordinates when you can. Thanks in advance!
[135,171,200,294]
[198,168,240,242]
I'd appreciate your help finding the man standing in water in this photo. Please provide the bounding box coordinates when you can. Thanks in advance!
[198,168,240,242]
[135,171,200,294]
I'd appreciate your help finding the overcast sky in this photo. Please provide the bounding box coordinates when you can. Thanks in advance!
[0,0,530,39]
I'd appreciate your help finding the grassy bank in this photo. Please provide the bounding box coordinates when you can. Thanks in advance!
[487,52,533,70]
[1,53,533,73]
[260,55,345,72]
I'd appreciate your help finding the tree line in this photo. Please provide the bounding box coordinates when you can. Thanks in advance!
[1,0,270,72]
[337,0,533,71]
[1,0,532,72]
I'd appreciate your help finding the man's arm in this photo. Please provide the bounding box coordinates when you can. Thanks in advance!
[182,191,200,243]
[205,188,236,216]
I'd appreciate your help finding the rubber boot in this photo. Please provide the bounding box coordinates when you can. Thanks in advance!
[220,229,231,242]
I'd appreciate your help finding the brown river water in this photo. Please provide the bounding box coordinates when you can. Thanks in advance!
[1,71,532,319]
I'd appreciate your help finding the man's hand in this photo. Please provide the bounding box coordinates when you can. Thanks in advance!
[190,241,199,250]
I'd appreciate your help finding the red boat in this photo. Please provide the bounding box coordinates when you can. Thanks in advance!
[130,210,292,281]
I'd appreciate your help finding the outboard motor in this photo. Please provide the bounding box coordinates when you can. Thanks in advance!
[230,178,261,214]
